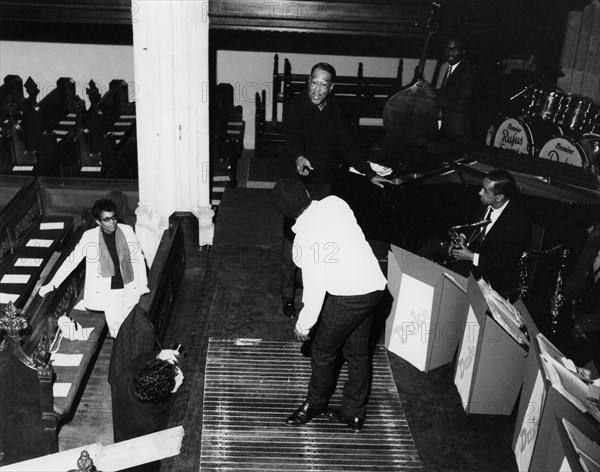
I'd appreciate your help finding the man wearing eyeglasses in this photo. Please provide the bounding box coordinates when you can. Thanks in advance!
[436,36,476,137]
[39,199,149,338]
[279,62,391,318]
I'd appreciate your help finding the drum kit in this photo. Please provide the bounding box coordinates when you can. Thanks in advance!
[486,81,600,174]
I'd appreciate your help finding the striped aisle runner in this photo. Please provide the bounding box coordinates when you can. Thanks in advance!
[200,339,422,471]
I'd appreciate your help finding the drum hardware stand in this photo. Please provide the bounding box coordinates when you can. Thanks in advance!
[509,80,539,102]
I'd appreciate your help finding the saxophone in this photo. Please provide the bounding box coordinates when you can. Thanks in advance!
[445,219,491,262]
[518,245,569,332]
[550,248,570,334]
[518,244,564,301]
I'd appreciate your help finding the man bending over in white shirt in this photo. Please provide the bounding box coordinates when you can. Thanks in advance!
[272,178,387,431]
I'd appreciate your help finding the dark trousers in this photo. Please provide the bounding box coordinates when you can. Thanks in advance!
[280,183,331,301]
[306,290,383,419]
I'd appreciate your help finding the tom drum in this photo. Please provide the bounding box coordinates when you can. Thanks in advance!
[524,89,564,122]
[583,103,600,134]
[556,94,592,131]
[491,117,562,155]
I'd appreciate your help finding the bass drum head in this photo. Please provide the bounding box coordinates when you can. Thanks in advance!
[491,117,562,155]
[492,117,532,154]
[539,137,589,168]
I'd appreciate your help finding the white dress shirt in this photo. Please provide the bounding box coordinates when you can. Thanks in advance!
[292,196,387,335]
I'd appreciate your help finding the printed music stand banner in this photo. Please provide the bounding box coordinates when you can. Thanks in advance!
[512,338,599,472]
[454,276,536,416]
[384,245,468,373]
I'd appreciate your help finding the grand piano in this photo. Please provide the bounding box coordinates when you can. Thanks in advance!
[334,144,600,356]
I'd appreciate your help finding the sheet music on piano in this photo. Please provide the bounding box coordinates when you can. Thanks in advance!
[537,334,600,422]
[562,418,600,472]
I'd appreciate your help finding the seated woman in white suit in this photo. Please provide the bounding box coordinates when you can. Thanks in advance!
[40,199,149,338]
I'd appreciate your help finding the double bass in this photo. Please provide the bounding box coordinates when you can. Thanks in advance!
[370,2,441,170]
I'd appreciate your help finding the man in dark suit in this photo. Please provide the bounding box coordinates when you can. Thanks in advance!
[449,170,532,300]
[436,36,476,137]
[279,62,390,318]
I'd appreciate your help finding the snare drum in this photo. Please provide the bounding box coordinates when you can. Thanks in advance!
[491,117,562,155]
[556,94,592,131]
[538,136,589,168]
[524,88,564,122]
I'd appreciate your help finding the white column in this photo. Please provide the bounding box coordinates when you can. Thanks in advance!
[132,0,213,265]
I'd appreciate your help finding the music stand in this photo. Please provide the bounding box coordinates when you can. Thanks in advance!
[384,245,468,372]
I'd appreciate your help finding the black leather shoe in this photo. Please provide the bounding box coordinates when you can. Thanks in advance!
[328,409,364,431]
[285,402,325,426]
[282,301,296,318]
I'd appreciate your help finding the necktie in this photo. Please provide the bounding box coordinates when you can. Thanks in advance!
[483,208,494,236]
[441,65,452,90]
[467,207,492,247]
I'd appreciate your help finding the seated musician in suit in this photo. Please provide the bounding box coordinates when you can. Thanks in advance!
[112,347,184,472]
[448,170,532,301]
[39,199,149,338]
[436,36,477,138]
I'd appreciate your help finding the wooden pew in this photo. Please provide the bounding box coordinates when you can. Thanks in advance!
[139,214,186,345]
[0,301,58,465]
[213,85,245,195]
[99,80,138,179]
[61,79,138,179]
[0,174,31,211]
[0,209,187,465]
[0,75,24,134]
[0,213,102,465]
[39,78,78,141]
[0,178,74,309]
[0,77,80,176]
[0,76,138,180]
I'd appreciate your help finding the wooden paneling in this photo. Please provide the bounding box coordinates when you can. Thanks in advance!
[0,0,131,24]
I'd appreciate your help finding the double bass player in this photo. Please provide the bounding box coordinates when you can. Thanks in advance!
[435,35,477,138]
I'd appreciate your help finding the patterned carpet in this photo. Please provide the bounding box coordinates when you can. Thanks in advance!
[199,339,421,471]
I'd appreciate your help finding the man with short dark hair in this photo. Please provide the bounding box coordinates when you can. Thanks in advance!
[272,178,387,431]
[436,36,476,137]
[280,62,390,317]
[450,169,532,299]
[39,199,149,337]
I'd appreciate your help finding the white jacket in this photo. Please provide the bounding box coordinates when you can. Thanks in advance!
[47,225,149,311]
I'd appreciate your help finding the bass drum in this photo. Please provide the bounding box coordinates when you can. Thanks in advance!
[538,136,590,169]
[490,117,562,155]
